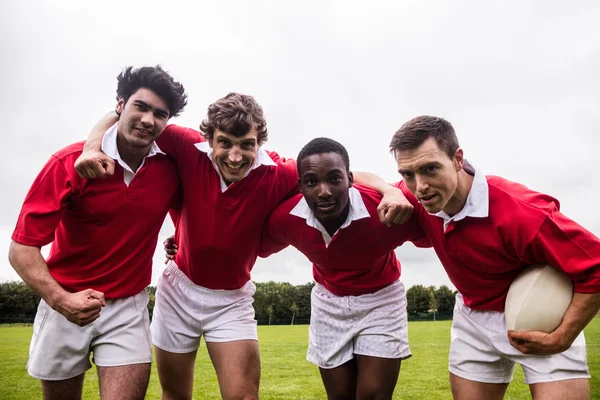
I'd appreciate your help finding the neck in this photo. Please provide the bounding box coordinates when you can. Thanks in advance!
[443,169,474,217]
[319,202,350,237]
[116,133,150,172]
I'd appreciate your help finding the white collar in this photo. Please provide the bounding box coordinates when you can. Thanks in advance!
[434,160,489,231]
[101,122,165,174]
[194,141,277,192]
[290,186,370,246]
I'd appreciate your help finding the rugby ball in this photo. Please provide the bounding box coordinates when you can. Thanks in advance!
[505,265,573,333]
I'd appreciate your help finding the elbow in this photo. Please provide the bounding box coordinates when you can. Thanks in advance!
[8,240,21,270]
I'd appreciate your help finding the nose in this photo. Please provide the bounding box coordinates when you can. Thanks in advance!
[317,183,332,198]
[228,147,242,163]
[141,112,154,127]
[416,175,430,194]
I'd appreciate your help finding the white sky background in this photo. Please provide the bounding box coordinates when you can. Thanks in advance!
[1,0,599,290]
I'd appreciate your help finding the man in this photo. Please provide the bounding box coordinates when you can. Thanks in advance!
[75,94,412,400]
[8,65,186,400]
[258,138,430,399]
[387,115,600,400]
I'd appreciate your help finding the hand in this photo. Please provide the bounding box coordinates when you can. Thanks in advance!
[376,187,414,226]
[164,236,178,264]
[74,150,115,179]
[53,289,106,327]
[507,329,571,355]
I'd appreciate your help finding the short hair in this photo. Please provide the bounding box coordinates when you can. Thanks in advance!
[297,138,350,176]
[200,93,268,145]
[389,116,459,158]
[116,65,187,118]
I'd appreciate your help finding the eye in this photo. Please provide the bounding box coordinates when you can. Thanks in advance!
[426,165,438,174]
[304,178,316,187]
[241,142,255,150]
[401,172,414,180]
[135,103,149,111]
[155,111,168,120]
[219,140,231,148]
[330,176,343,183]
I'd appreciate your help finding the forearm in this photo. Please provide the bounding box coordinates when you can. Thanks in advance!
[353,171,395,195]
[83,111,119,151]
[555,292,600,344]
[8,241,68,309]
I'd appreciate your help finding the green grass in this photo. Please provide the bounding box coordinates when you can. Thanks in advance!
[1,319,599,399]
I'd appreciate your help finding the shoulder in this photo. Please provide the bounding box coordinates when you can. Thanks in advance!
[52,141,85,161]
[271,193,304,218]
[353,184,382,206]
[487,175,559,215]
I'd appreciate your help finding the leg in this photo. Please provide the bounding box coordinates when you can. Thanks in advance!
[206,340,260,400]
[41,374,85,400]
[450,373,508,400]
[529,379,590,400]
[97,364,151,400]
[355,355,400,400]
[319,358,357,400]
[155,347,198,400]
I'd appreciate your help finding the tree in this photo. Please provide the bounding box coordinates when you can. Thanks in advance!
[435,285,456,313]
[266,305,274,325]
[406,285,431,314]
[290,302,299,325]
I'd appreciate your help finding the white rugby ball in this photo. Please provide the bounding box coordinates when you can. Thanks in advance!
[505,265,573,333]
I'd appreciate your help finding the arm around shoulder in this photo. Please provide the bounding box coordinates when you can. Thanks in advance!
[74,111,119,179]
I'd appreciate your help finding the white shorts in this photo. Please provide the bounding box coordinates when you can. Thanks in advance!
[151,262,258,353]
[307,280,411,369]
[449,293,590,385]
[27,290,152,381]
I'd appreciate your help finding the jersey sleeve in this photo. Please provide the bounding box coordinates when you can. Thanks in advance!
[269,153,300,204]
[525,210,600,293]
[258,212,290,258]
[12,155,75,247]
[156,124,205,160]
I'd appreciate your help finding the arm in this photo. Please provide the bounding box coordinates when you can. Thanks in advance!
[74,111,119,179]
[508,292,600,354]
[353,171,413,226]
[508,211,600,354]
[8,241,105,326]
[258,215,290,258]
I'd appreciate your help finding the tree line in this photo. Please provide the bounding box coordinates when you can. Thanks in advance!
[0,281,458,324]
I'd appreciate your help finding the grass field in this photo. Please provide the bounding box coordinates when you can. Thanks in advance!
[1,319,599,399]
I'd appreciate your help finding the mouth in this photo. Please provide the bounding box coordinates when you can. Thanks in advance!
[135,127,153,136]
[419,193,438,205]
[315,202,336,213]
[223,162,246,173]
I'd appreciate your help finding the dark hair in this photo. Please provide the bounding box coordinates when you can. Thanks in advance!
[389,116,459,158]
[297,138,350,176]
[116,65,187,118]
[200,93,268,145]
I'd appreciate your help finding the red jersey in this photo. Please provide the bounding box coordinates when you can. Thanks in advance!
[259,184,430,296]
[398,176,600,311]
[12,141,181,299]
[156,124,299,289]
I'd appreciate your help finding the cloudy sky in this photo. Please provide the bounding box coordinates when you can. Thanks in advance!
[1,0,599,291]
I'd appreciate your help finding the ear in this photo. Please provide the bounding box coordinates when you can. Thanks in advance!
[348,171,354,188]
[115,98,125,115]
[453,148,464,171]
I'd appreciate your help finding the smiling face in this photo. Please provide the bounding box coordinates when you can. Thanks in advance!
[395,136,464,215]
[116,88,170,150]
[210,127,259,185]
[299,152,353,234]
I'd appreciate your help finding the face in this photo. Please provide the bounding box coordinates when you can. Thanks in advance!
[210,128,259,184]
[117,88,170,149]
[395,137,464,214]
[299,152,353,228]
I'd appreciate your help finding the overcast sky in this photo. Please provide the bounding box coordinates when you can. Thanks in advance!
[1,0,599,291]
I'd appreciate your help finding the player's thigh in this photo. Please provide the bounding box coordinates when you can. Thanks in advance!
[206,340,260,400]
[355,355,401,400]
[97,363,151,400]
[41,374,85,400]
[155,346,198,400]
[319,358,357,400]
[450,373,508,400]
[529,378,590,400]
